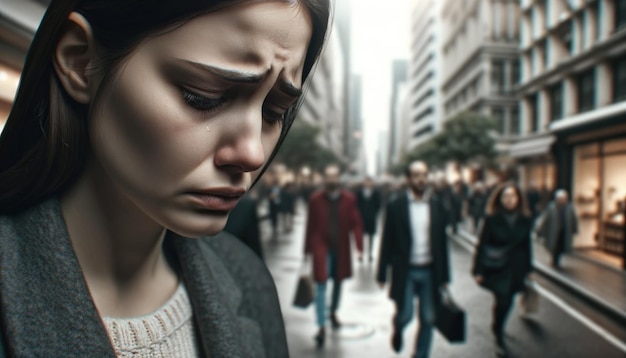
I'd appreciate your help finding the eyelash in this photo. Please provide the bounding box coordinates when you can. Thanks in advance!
[181,88,226,113]
[181,88,287,125]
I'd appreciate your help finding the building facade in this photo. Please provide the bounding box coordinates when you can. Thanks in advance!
[387,59,409,170]
[406,0,444,152]
[517,0,626,264]
[441,0,521,150]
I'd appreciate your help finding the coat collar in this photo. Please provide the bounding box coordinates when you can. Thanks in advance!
[0,199,244,357]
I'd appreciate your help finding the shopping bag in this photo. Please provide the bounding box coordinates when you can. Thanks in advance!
[520,279,539,314]
[292,275,314,308]
[435,288,466,343]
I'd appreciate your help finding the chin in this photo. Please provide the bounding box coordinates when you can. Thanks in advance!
[165,212,230,238]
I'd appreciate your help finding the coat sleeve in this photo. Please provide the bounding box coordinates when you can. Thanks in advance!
[472,216,490,276]
[376,202,394,283]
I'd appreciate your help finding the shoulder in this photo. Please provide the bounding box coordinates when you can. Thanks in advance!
[309,189,325,202]
[341,190,357,202]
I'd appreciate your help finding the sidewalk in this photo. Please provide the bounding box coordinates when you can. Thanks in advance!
[454,224,626,326]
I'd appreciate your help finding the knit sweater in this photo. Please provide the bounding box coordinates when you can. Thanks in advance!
[103,283,201,357]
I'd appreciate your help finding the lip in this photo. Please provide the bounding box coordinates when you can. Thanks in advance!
[185,187,246,211]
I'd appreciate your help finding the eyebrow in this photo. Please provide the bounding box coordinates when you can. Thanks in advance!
[180,59,302,97]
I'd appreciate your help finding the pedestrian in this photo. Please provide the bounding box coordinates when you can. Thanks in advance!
[472,182,533,357]
[356,176,382,262]
[468,181,488,232]
[223,192,264,261]
[526,183,541,220]
[536,189,579,268]
[281,182,297,233]
[376,161,451,358]
[304,164,364,348]
[267,177,283,236]
[0,0,330,356]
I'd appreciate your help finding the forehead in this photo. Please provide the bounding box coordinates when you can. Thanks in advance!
[408,162,428,175]
[325,166,340,176]
[502,186,517,195]
[142,2,312,84]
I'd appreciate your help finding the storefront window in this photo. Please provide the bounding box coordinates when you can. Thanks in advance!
[601,139,626,255]
[573,139,626,258]
[572,143,601,248]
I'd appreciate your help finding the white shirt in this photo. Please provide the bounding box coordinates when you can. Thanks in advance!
[408,189,432,265]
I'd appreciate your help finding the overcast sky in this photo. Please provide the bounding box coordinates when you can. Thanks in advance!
[350,0,411,175]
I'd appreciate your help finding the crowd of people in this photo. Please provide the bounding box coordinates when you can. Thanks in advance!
[226,161,579,358]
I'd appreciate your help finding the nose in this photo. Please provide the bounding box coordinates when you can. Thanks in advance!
[214,109,267,173]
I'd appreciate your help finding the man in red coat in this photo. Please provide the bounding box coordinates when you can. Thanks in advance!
[304,164,363,348]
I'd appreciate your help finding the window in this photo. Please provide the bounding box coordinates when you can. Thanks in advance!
[577,68,596,112]
[511,59,521,85]
[510,108,520,135]
[549,82,563,121]
[542,39,549,69]
[614,56,626,102]
[491,60,506,94]
[557,21,573,56]
[493,108,506,135]
[530,94,540,133]
[617,0,626,31]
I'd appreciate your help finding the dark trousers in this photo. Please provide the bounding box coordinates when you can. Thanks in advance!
[492,293,515,343]
[552,229,566,267]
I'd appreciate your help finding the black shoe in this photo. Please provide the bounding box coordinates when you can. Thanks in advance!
[314,328,325,349]
[391,330,402,353]
[330,313,341,330]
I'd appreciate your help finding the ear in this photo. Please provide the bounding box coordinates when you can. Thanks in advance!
[52,12,96,104]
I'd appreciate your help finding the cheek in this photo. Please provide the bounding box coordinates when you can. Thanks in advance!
[91,76,210,185]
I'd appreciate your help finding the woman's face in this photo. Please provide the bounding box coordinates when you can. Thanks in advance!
[500,186,519,211]
[88,2,312,237]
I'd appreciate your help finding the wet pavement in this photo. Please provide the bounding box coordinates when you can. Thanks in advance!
[259,201,626,358]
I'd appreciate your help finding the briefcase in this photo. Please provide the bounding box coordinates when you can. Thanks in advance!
[292,275,314,309]
[436,291,466,343]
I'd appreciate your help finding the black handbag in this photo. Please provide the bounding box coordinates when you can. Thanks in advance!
[292,275,314,308]
[481,245,511,270]
[436,289,466,343]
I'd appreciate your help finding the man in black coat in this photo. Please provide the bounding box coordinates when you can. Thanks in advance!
[377,161,451,358]
[356,176,382,262]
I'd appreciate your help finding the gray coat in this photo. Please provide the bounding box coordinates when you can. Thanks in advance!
[0,199,288,357]
[537,201,579,254]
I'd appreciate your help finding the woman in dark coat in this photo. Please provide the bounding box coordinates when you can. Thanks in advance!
[472,182,533,357]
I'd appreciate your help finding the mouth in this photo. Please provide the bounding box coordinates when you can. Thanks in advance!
[185,187,246,211]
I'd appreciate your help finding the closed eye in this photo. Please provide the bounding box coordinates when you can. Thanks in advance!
[181,88,227,112]
[262,104,286,125]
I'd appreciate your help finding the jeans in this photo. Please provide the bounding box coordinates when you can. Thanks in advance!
[394,266,435,358]
[315,252,342,328]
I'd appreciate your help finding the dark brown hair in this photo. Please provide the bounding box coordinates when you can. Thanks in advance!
[485,182,531,217]
[0,0,330,214]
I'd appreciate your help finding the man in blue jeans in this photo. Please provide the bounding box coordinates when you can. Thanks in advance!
[377,161,451,358]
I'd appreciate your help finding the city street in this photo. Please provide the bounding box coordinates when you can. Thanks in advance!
[261,202,626,358]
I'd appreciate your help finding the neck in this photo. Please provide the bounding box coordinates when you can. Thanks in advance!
[60,162,178,317]
[411,187,426,200]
